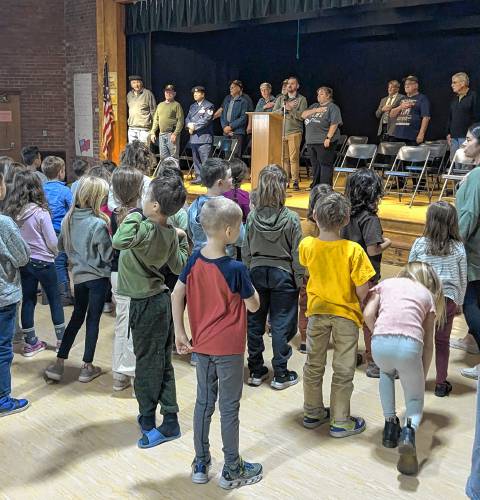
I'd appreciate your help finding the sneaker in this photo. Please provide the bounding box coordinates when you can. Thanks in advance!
[366,362,380,378]
[113,376,131,392]
[271,370,298,390]
[218,457,263,490]
[247,366,269,387]
[397,418,418,475]
[55,340,62,353]
[103,302,113,314]
[45,362,64,381]
[78,365,102,383]
[461,365,480,380]
[356,353,364,367]
[383,417,401,448]
[299,343,307,354]
[0,397,30,417]
[450,337,480,354]
[292,181,300,191]
[13,331,24,344]
[303,408,330,429]
[22,340,47,358]
[191,458,211,484]
[330,416,366,438]
[434,380,452,397]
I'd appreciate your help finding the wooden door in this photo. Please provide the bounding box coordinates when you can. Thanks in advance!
[0,92,21,161]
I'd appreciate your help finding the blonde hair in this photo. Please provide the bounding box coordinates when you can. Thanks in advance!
[397,261,446,327]
[200,197,242,235]
[61,175,109,252]
[257,164,287,209]
[452,72,469,86]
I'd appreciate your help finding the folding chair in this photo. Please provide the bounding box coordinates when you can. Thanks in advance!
[211,136,238,161]
[332,134,348,167]
[417,142,448,195]
[177,141,194,179]
[384,146,430,207]
[300,144,312,180]
[438,148,476,200]
[333,144,377,189]
[371,141,405,176]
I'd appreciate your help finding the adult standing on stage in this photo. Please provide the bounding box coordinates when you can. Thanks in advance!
[375,80,403,142]
[126,75,156,144]
[255,82,276,112]
[185,86,214,185]
[390,75,431,146]
[302,86,343,187]
[150,84,184,160]
[273,76,307,191]
[220,80,249,157]
[447,72,478,160]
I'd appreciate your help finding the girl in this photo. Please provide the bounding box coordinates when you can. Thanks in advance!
[242,164,303,390]
[110,167,144,393]
[223,158,250,223]
[364,262,445,476]
[409,201,467,397]
[45,176,113,383]
[341,168,391,377]
[298,184,333,353]
[5,171,65,357]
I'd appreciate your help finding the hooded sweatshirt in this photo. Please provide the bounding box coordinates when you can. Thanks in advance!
[0,215,30,308]
[58,208,113,284]
[17,203,58,263]
[242,206,304,287]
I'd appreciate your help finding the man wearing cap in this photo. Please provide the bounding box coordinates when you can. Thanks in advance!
[390,75,431,145]
[220,80,249,156]
[185,86,215,184]
[150,84,184,159]
[127,75,156,144]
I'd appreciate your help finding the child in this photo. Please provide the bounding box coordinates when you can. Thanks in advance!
[364,262,445,475]
[298,184,333,353]
[242,164,304,390]
[223,158,250,223]
[21,145,47,184]
[0,169,31,416]
[112,174,188,449]
[300,192,375,437]
[110,167,144,393]
[409,201,467,397]
[341,168,391,378]
[70,159,90,194]
[42,156,74,306]
[172,197,263,489]
[5,171,65,356]
[44,176,113,383]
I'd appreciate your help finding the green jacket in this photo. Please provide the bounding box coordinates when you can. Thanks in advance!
[272,93,307,136]
[112,212,189,299]
[242,206,304,287]
[150,100,184,136]
[456,167,480,281]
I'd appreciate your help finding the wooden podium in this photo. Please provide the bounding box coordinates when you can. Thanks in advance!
[247,112,283,188]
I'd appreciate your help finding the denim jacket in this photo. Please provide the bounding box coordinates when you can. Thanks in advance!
[220,95,249,135]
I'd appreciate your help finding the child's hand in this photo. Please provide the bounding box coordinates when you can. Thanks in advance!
[175,331,192,355]
[175,228,187,240]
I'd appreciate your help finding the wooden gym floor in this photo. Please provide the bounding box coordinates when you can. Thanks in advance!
[0,265,478,500]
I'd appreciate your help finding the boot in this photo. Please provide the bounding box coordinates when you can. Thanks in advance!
[397,418,418,475]
[59,282,74,306]
[382,417,401,448]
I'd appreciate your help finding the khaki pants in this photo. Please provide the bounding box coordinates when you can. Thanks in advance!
[282,131,302,183]
[303,314,359,422]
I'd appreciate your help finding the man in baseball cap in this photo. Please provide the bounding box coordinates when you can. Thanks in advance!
[127,75,156,144]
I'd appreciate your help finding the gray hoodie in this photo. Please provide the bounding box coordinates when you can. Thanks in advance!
[58,208,113,284]
[0,214,30,308]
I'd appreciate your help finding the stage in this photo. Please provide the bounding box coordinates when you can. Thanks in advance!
[186,179,429,265]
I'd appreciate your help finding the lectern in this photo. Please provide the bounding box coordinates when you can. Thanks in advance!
[247,112,283,188]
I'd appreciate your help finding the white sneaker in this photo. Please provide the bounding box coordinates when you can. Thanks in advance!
[113,376,131,392]
[449,338,480,354]
[103,302,113,314]
[461,365,480,380]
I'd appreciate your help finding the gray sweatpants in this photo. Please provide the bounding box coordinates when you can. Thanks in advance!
[194,353,244,465]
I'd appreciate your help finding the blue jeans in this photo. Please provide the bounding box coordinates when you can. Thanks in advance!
[467,378,480,499]
[20,259,65,344]
[191,143,211,176]
[464,281,480,349]
[372,334,424,429]
[158,133,177,160]
[0,302,17,399]
[54,230,69,286]
[450,137,466,161]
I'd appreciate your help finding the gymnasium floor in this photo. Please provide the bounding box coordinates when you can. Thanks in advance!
[1,265,477,500]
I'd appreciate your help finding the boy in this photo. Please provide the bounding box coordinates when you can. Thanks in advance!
[112,174,189,449]
[70,159,90,194]
[172,198,262,490]
[21,145,47,184]
[42,156,73,305]
[299,192,375,438]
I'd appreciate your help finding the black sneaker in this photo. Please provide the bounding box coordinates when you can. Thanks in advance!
[303,408,330,429]
[218,457,263,490]
[397,418,418,475]
[247,366,269,387]
[299,343,307,354]
[382,417,401,448]
[271,370,298,390]
[191,457,211,484]
[434,380,452,397]
[293,181,300,191]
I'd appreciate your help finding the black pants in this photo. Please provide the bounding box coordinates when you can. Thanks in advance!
[310,142,337,187]
[231,134,244,158]
[247,266,299,376]
[57,278,109,363]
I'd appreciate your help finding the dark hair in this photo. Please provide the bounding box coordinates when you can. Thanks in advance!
[112,167,144,224]
[345,168,383,216]
[250,189,258,209]
[88,165,111,184]
[156,157,183,179]
[159,165,184,182]
[229,158,247,189]
[120,140,155,174]
[200,158,229,188]
[21,146,40,166]
[4,170,49,220]
[314,192,350,231]
[0,157,15,210]
[468,122,480,139]
[148,174,186,217]
[307,184,333,221]
[101,159,117,174]
[41,156,65,180]
[424,201,462,256]
[72,159,89,178]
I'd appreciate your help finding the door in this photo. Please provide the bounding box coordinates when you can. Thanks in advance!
[0,92,21,161]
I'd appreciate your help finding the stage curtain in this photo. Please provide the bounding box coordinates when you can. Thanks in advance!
[126,33,152,90]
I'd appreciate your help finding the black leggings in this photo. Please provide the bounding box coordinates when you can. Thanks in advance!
[310,142,337,187]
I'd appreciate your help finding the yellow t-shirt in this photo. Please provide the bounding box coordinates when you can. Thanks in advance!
[299,236,375,326]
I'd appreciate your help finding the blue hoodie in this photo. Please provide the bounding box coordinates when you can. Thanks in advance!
[43,180,73,232]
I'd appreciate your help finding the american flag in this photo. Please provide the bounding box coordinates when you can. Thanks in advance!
[101,60,114,157]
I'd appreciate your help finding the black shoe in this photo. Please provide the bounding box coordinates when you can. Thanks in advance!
[303,408,330,429]
[271,370,298,390]
[356,353,364,367]
[293,181,300,191]
[299,343,307,354]
[382,417,401,448]
[397,418,418,475]
[247,366,269,387]
[434,380,452,397]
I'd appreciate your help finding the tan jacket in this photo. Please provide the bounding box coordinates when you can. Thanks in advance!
[127,89,156,129]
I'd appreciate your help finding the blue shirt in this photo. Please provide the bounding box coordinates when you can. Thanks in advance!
[393,93,430,141]
[185,99,214,144]
[43,180,73,232]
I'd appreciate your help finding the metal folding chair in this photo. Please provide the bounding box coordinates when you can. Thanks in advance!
[438,148,476,200]
[333,144,377,189]
[371,141,405,176]
[211,136,238,161]
[333,134,359,167]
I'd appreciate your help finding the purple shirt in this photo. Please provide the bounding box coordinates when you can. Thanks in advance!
[223,188,250,223]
